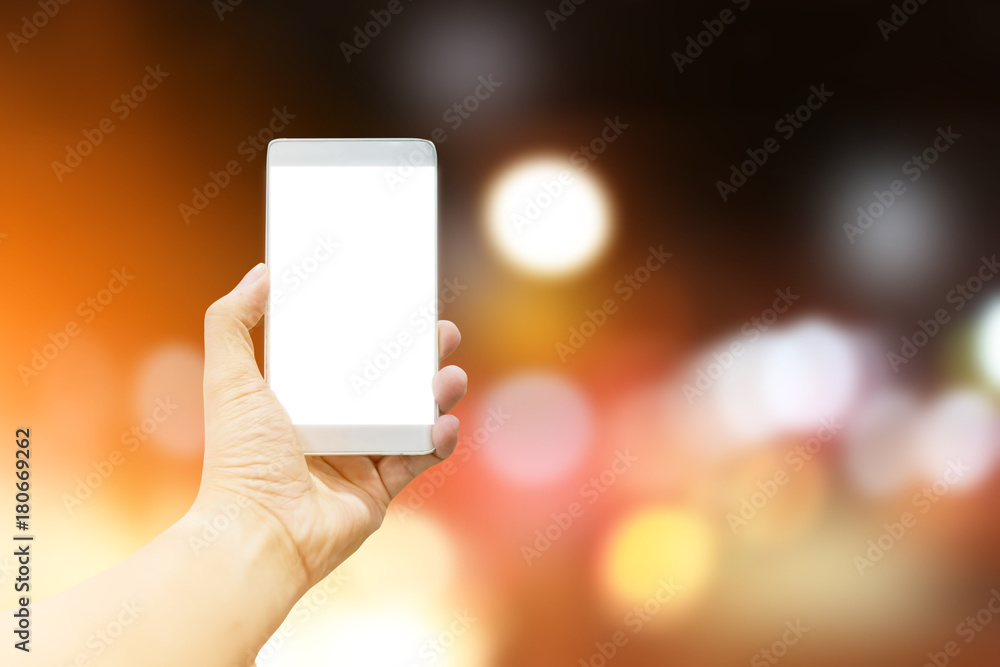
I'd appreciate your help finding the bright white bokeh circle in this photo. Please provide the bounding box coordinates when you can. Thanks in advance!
[914,389,999,489]
[709,319,863,445]
[758,319,862,432]
[976,298,1000,388]
[487,158,610,275]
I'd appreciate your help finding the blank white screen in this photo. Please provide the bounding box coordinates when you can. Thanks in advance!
[267,165,436,426]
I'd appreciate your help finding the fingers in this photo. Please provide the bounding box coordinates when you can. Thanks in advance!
[431,413,461,457]
[433,365,467,414]
[434,321,466,413]
[204,263,269,392]
[438,320,461,361]
[376,414,460,497]
[377,331,466,497]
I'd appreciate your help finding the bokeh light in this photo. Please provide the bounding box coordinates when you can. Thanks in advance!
[479,372,593,485]
[844,389,921,497]
[976,297,1000,388]
[697,319,865,447]
[914,389,999,489]
[600,507,717,611]
[757,319,862,432]
[486,158,610,276]
[132,343,204,457]
[811,151,960,305]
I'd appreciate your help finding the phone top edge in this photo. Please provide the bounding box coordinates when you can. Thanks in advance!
[268,137,433,143]
[267,138,436,167]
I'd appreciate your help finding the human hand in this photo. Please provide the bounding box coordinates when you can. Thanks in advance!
[193,263,467,592]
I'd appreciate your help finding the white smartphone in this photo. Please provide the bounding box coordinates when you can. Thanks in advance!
[265,138,438,455]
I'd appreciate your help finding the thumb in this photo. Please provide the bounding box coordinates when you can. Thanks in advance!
[203,263,270,395]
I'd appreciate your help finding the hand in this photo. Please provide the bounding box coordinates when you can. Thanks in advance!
[194,263,467,591]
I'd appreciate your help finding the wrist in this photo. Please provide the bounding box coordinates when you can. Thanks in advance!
[182,495,311,647]
[187,491,311,588]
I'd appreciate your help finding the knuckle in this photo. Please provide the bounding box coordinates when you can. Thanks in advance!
[204,298,233,325]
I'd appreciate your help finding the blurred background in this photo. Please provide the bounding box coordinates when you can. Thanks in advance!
[3,0,1000,664]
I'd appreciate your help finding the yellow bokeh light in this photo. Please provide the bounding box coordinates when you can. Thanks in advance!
[486,157,610,276]
[602,507,717,610]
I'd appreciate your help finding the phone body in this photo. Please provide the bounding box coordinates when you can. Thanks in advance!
[265,138,438,455]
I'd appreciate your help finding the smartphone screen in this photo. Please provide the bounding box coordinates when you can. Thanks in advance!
[266,140,437,442]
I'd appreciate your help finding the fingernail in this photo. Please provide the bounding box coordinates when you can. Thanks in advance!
[237,263,267,288]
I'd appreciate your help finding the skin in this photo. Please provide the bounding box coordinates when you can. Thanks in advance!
[13,264,468,665]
